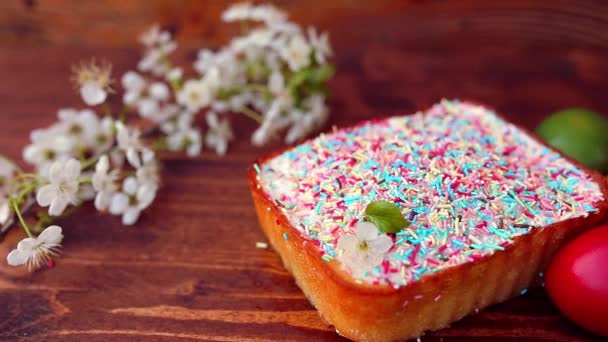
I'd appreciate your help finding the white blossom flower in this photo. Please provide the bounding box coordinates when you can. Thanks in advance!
[167,67,183,81]
[80,82,106,106]
[267,70,293,111]
[194,49,215,75]
[222,2,254,22]
[138,25,176,77]
[116,122,150,168]
[285,94,328,144]
[57,108,101,149]
[0,195,11,225]
[167,127,202,157]
[138,82,170,118]
[122,71,146,105]
[139,24,170,48]
[22,108,112,176]
[0,158,15,193]
[250,4,287,25]
[6,225,63,268]
[109,177,156,225]
[232,29,274,52]
[160,108,193,134]
[251,99,286,146]
[336,222,393,277]
[268,71,285,94]
[0,159,14,224]
[279,35,311,71]
[23,126,73,176]
[307,27,332,64]
[205,112,233,155]
[138,50,165,76]
[92,155,119,211]
[285,110,310,144]
[306,94,329,120]
[92,117,115,154]
[177,79,212,112]
[264,51,281,71]
[136,149,160,190]
[36,158,81,216]
[251,125,270,146]
[122,71,171,120]
[71,60,113,106]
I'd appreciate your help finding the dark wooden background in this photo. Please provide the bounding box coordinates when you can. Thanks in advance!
[1,1,607,341]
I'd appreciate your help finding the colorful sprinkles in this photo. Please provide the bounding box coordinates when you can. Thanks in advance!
[257,100,604,288]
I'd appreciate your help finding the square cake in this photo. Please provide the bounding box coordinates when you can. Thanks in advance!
[249,100,608,341]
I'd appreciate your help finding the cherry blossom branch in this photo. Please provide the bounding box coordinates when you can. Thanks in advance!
[1,2,334,269]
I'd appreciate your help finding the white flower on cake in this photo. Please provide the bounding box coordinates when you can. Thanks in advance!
[205,112,233,156]
[110,177,157,225]
[92,155,119,211]
[6,225,63,268]
[337,222,393,277]
[36,158,81,216]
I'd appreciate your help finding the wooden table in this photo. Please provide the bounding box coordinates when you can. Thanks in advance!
[1,1,607,341]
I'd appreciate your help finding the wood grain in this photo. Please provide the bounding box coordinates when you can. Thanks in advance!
[1,0,608,341]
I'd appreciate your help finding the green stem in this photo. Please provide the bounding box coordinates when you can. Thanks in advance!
[238,106,264,124]
[11,199,33,238]
[9,174,39,194]
[78,176,93,183]
[16,182,37,203]
[242,84,270,93]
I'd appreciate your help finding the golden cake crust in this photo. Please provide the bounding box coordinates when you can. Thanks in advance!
[249,103,608,342]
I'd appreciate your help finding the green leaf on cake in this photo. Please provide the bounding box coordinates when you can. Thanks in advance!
[364,200,410,233]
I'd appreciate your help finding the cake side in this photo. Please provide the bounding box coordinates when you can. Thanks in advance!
[249,100,608,341]
[250,170,608,341]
